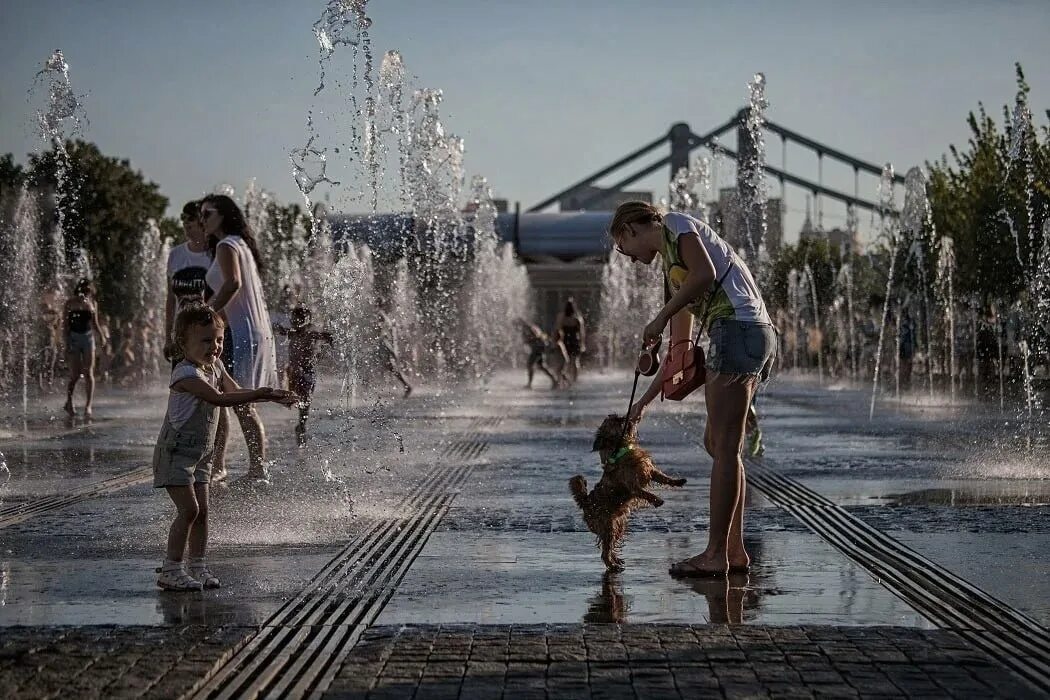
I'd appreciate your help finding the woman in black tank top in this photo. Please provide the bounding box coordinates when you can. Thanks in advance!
[63,278,108,419]
[554,298,587,386]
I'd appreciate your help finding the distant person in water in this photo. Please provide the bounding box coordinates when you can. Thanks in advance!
[520,319,558,389]
[274,304,333,447]
[64,278,108,419]
[377,310,413,397]
[554,298,586,385]
[153,303,295,592]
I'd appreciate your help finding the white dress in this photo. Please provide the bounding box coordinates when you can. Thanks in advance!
[205,235,277,389]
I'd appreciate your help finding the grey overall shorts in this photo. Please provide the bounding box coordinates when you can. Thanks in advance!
[152,398,220,488]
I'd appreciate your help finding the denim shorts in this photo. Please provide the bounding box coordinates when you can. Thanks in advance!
[67,331,94,357]
[706,319,777,381]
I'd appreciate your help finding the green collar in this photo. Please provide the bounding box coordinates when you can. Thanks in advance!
[606,445,634,465]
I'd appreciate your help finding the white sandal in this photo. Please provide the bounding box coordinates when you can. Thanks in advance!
[189,562,221,589]
[156,563,203,592]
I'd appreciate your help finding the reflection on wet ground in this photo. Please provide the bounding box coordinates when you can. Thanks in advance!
[0,370,1046,633]
[887,486,1050,506]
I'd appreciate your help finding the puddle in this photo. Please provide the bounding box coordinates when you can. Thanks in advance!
[885,486,1050,507]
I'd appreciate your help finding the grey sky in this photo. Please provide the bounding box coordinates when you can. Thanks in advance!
[1,1,1047,243]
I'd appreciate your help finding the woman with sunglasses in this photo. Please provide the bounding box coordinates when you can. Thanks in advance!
[200,194,278,482]
[610,201,775,577]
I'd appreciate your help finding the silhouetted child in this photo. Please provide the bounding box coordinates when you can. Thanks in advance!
[275,305,333,446]
[520,319,558,389]
[377,309,413,397]
[154,304,296,591]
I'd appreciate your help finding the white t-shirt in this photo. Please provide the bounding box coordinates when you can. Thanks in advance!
[167,243,213,305]
[167,359,224,429]
[663,212,771,326]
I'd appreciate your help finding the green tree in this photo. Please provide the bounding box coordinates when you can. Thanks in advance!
[28,140,169,322]
[926,64,1049,305]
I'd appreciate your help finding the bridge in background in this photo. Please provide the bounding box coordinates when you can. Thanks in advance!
[504,108,904,327]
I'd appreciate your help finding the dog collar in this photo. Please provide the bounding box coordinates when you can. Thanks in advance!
[606,445,633,465]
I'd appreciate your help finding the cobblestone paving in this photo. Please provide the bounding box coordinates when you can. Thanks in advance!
[1,625,254,699]
[324,624,1041,699]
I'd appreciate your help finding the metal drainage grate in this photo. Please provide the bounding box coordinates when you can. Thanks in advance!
[187,415,501,699]
[746,457,1050,693]
[187,463,472,699]
[0,466,152,529]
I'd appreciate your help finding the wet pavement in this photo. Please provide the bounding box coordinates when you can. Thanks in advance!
[0,370,1047,697]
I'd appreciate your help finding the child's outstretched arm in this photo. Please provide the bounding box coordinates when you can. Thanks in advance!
[173,377,271,407]
[217,364,299,406]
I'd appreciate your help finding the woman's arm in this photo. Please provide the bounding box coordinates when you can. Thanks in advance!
[643,233,716,345]
[629,307,692,420]
[578,317,587,351]
[90,303,108,343]
[208,244,241,315]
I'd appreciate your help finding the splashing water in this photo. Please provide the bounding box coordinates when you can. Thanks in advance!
[936,236,957,402]
[1001,94,1040,444]
[738,72,770,271]
[31,49,88,271]
[312,0,373,96]
[0,451,9,490]
[900,167,936,397]
[669,154,712,213]
[870,164,898,419]
[599,250,663,367]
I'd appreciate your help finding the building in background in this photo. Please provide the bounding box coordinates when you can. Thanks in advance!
[705,187,783,256]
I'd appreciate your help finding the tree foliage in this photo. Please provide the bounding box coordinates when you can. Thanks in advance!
[926,64,1050,304]
[26,140,170,321]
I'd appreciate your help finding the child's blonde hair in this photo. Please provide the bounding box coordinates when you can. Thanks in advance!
[170,303,225,362]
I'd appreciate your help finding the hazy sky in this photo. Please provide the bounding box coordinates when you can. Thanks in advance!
[1,1,1047,243]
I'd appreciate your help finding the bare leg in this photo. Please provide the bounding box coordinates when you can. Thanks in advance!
[233,404,267,478]
[164,485,200,562]
[211,408,229,479]
[296,401,310,447]
[65,351,82,415]
[83,349,96,417]
[186,482,209,559]
[673,373,752,575]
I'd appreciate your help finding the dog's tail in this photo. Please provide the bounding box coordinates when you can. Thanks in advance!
[569,475,588,507]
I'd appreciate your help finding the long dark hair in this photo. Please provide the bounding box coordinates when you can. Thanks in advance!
[201,194,265,275]
[564,298,577,318]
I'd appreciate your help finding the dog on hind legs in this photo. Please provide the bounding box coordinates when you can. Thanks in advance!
[569,414,687,571]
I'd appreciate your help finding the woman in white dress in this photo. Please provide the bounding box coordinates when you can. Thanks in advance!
[200,194,278,481]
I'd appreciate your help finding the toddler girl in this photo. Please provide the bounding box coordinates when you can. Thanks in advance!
[153,303,296,591]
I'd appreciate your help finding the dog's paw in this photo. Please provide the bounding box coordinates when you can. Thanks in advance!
[670,477,687,487]
[651,496,665,507]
